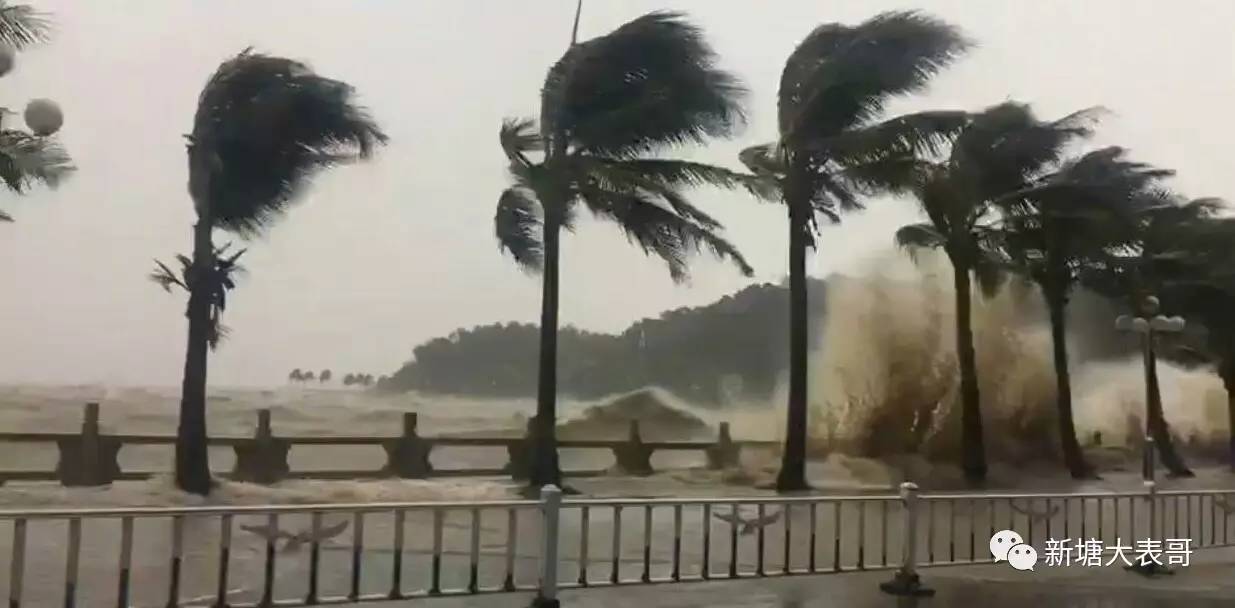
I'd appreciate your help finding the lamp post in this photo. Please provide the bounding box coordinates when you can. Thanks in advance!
[1115,295,1183,577]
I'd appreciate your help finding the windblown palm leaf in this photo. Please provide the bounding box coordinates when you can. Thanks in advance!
[189,48,388,234]
[778,11,970,145]
[0,1,50,50]
[496,11,758,282]
[494,187,543,271]
[541,11,745,158]
[0,129,73,192]
[151,245,246,349]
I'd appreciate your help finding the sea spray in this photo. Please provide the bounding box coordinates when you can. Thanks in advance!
[800,248,1229,468]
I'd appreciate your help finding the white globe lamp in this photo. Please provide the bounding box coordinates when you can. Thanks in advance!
[24,98,62,136]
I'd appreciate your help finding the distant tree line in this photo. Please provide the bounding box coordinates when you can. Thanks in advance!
[382,280,827,404]
[287,368,383,387]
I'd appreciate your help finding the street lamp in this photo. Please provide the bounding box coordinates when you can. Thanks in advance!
[1115,295,1183,577]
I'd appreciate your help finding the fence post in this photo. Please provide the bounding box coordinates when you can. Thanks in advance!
[531,485,562,608]
[705,422,741,469]
[56,402,121,486]
[231,408,290,484]
[382,413,433,478]
[612,420,653,476]
[880,482,933,597]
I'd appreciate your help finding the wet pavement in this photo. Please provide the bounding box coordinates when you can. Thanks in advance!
[383,547,1235,608]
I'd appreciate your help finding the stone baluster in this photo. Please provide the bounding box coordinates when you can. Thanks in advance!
[383,412,433,478]
[231,409,290,484]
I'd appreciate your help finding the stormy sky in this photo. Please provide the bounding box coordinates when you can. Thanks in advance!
[0,0,1231,387]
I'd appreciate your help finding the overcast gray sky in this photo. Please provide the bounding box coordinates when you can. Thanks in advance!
[0,0,1232,387]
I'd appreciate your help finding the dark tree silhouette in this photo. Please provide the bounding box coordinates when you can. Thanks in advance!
[319,369,332,384]
[495,10,758,489]
[743,11,970,490]
[895,102,1100,483]
[999,147,1173,478]
[159,49,386,495]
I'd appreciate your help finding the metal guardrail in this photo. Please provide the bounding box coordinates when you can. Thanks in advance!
[2,484,1235,606]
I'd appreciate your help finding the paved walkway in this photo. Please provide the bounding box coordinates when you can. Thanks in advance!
[371,548,1235,607]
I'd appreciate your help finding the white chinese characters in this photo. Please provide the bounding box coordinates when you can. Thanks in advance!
[1041,537,1191,568]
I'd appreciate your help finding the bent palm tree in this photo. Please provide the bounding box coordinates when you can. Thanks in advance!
[165,49,386,494]
[496,11,758,488]
[742,11,971,491]
[895,102,1099,483]
[999,147,1173,478]
[1084,195,1226,476]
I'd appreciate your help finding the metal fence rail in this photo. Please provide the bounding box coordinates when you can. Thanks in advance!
[2,486,1234,606]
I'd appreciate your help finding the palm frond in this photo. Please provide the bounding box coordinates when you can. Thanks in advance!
[738,142,787,179]
[541,11,746,158]
[190,49,389,235]
[894,222,946,262]
[832,155,933,196]
[0,2,50,50]
[778,10,971,144]
[495,187,544,272]
[500,117,541,164]
[0,130,74,192]
[149,259,187,292]
[972,248,1006,297]
[602,159,779,200]
[952,103,1102,199]
[0,208,11,222]
[577,182,752,281]
[813,110,969,163]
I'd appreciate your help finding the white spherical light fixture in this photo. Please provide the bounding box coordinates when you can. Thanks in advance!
[0,44,15,78]
[24,98,62,136]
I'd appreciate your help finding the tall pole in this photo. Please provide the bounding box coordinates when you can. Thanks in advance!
[570,0,582,45]
[1117,295,1184,577]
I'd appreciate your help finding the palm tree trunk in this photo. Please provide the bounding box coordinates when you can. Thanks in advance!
[952,264,986,484]
[776,199,810,492]
[531,212,563,489]
[1222,361,1235,471]
[1145,344,1193,477]
[1045,289,1092,478]
[175,219,215,495]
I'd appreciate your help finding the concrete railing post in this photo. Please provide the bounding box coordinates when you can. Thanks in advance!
[383,412,433,478]
[231,408,290,484]
[880,482,933,597]
[705,421,741,470]
[56,402,121,486]
[612,420,653,476]
[531,485,562,608]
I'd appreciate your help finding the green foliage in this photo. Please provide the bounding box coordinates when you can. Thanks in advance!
[383,280,828,402]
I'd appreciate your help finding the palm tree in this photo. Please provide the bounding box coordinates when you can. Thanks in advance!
[1158,215,1235,468]
[1084,195,1226,476]
[496,11,758,488]
[288,368,303,383]
[741,11,971,491]
[999,147,1173,478]
[319,369,332,384]
[159,49,386,495]
[894,102,1099,483]
[0,1,72,221]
